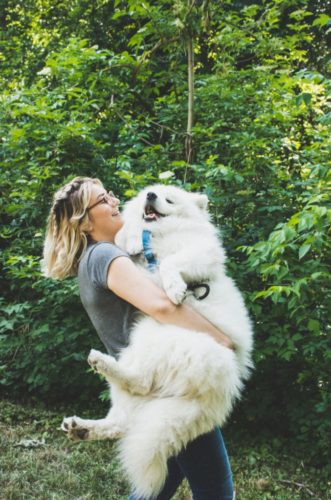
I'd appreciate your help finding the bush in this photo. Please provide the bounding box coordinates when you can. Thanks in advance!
[1,0,330,465]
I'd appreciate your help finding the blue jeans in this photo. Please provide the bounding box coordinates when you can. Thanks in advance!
[129,427,233,500]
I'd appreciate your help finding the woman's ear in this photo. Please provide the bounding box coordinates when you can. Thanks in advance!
[80,217,93,234]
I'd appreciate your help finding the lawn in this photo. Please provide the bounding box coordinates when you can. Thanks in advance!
[0,399,329,499]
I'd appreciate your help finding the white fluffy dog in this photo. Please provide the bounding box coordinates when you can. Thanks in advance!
[62,185,253,499]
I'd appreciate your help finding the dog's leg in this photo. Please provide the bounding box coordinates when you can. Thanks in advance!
[159,248,219,304]
[88,349,151,396]
[159,256,189,304]
[115,221,143,255]
[61,414,124,441]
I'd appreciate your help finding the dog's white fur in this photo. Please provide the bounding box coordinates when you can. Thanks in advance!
[62,185,253,498]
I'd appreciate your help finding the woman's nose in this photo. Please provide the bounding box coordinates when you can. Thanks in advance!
[108,192,120,204]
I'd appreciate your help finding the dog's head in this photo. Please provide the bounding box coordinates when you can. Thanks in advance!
[133,184,209,224]
[116,185,211,254]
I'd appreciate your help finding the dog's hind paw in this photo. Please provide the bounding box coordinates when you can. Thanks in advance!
[87,349,104,369]
[87,349,120,384]
[88,349,114,373]
[61,416,89,441]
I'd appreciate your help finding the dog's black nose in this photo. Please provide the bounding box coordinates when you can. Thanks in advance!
[146,192,157,201]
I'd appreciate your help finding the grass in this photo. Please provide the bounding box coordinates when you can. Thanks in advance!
[0,398,329,500]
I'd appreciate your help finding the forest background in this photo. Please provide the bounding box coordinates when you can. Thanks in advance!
[0,0,330,491]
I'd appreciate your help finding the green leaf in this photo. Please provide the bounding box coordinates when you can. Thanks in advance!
[312,14,331,27]
[299,244,311,260]
[308,320,320,333]
[295,93,312,106]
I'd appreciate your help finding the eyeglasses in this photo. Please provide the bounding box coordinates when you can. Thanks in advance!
[87,190,117,211]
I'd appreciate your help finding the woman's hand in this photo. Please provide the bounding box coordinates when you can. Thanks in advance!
[107,256,235,350]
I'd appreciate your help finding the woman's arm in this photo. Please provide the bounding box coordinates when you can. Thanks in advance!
[107,256,234,350]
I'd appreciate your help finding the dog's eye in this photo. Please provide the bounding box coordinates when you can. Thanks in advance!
[166,198,174,204]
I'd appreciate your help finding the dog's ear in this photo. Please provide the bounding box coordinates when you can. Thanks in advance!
[190,193,209,211]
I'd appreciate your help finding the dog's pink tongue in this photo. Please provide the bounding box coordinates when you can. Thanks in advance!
[145,213,157,220]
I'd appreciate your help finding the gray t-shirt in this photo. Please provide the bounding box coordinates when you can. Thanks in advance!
[78,242,140,359]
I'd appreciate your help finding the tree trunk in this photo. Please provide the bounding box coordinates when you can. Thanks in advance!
[185,21,194,165]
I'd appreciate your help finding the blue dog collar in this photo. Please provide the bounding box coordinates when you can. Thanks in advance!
[142,230,158,271]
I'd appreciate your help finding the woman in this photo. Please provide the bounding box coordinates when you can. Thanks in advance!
[44,176,234,500]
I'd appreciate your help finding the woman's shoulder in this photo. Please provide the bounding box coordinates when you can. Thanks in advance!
[84,241,128,263]
[78,241,129,288]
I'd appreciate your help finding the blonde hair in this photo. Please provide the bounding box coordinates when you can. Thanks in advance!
[42,176,102,279]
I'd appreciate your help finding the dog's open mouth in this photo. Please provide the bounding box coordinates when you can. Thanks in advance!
[143,204,165,222]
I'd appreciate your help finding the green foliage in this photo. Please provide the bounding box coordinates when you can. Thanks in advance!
[0,277,103,403]
[1,0,330,465]
[240,164,330,463]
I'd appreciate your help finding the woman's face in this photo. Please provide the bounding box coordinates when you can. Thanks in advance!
[86,183,123,242]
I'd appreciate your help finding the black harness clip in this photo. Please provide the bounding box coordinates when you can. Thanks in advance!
[187,283,210,301]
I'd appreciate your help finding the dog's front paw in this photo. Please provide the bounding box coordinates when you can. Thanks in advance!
[61,416,89,441]
[159,262,187,304]
[126,235,143,256]
[164,279,187,305]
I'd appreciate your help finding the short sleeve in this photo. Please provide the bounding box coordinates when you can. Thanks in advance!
[87,242,129,289]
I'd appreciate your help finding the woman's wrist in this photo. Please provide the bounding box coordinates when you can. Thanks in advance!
[155,301,235,350]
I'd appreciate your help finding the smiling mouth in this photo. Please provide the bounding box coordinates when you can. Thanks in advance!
[143,204,165,222]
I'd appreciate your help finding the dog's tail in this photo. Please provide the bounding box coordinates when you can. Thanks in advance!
[118,397,204,499]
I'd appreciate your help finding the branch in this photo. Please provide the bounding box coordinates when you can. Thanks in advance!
[185,0,197,23]
[110,104,155,147]
[277,479,322,499]
[149,120,183,136]
[133,36,180,79]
